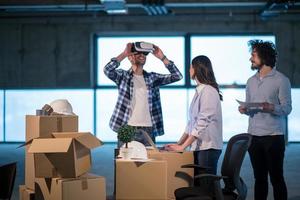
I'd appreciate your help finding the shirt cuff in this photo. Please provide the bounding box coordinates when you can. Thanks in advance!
[165,60,174,67]
[184,125,189,134]
[191,129,200,139]
[273,104,281,115]
[111,57,120,67]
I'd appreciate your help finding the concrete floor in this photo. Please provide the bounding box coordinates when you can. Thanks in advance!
[1,143,300,200]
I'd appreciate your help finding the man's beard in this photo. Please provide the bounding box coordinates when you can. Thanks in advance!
[136,60,145,66]
[251,62,263,71]
[135,57,146,66]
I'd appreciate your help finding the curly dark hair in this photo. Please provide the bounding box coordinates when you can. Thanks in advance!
[248,39,277,68]
[191,55,223,101]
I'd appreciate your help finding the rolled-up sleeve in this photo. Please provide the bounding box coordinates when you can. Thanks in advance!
[185,120,191,133]
[152,61,183,86]
[273,76,292,116]
[103,59,123,85]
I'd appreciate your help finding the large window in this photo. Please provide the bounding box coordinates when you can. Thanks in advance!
[96,89,118,142]
[288,89,300,142]
[97,36,185,86]
[220,88,249,141]
[191,35,275,85]
[157,89,188,142]
[5,90,93,142]
[0,90,3,141]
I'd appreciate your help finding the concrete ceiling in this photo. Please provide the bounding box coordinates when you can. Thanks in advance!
[0,0,299,19]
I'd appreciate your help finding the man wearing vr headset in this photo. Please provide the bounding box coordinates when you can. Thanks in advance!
[104,42,183,146]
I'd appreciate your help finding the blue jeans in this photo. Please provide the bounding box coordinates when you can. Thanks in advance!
[194,149,222,174]
[194,149,221,186]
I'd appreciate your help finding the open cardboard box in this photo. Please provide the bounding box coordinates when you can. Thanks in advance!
[25,115,78,189]
[28,132,102,178]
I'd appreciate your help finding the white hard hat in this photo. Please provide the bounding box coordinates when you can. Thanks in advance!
[49,99,76,115]
[120,141,148,160]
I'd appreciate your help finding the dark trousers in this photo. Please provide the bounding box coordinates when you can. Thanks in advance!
[248,135,287,200]
[194,149,222,186]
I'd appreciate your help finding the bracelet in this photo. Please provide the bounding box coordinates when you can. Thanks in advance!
[161,55,167,62]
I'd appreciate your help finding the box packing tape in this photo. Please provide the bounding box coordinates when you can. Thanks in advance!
[81,178,88,190]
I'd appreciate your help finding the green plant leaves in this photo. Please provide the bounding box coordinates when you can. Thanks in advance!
[117,125,136,145]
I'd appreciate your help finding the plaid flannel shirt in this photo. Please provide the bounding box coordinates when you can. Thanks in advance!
[103,58,183,137]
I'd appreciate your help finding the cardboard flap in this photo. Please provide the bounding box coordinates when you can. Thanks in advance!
[17,138,34,148]
[53,132,103,149]
[28,138,73,153]
[52,132,79,138]
[75,133,103,149]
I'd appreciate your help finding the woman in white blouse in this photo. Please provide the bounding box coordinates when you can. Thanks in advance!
[164,55,223,175]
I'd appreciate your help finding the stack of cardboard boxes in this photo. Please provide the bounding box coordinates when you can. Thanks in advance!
[19,115,106,200]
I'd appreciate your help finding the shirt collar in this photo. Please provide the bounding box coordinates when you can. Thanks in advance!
[196,83,206,94]
[128,69,149,78]
[255,67,276,79]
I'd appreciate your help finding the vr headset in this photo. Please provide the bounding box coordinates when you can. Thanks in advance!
[131,42,154,55]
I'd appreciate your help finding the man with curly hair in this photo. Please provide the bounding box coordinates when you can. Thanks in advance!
[239,40,292,200]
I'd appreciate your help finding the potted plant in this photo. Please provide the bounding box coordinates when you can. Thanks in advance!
[117,125,136,159]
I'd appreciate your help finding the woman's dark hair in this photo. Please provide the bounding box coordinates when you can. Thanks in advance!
[191,55,223,101]
[248,39,277,68]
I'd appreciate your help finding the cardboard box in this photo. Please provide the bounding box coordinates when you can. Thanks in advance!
[25,144,56,189]
[35,174,106,200]
[19,185,35,200]
[25,115,78,189]
[116,159,167,200]
[148,150,194,199]
[28,132,102,178]
[25,145,36,190]
[26,115,78,141]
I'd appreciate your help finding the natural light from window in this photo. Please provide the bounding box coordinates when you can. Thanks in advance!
[0,90,3,141]
[220,88,249,141]
[5,90,94,141]
[288,89,300,142]
[97,36,185,86]
[191,35,275,85]
[96,89,118,141]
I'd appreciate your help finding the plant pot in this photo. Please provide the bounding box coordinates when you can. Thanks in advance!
[120,147,133,160]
